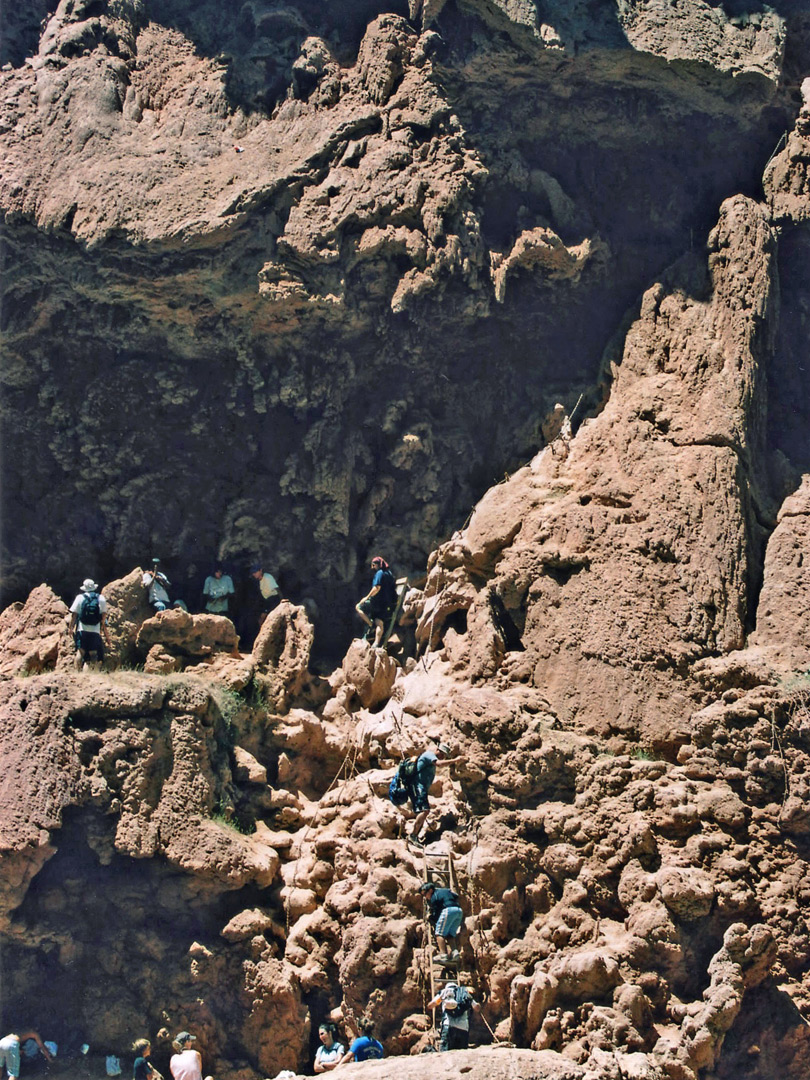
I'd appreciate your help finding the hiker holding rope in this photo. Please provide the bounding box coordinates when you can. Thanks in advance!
[428,981,481,1050]
[355,556,397,648]
[397,743,462,846]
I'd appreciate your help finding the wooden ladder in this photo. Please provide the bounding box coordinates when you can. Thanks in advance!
[420,846,470,1038]
[381,577,409,647]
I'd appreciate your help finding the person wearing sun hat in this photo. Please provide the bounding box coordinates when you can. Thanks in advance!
[68,577,110,670]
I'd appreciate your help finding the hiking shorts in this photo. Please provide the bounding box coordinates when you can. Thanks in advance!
[77,630,104,659]
[435,905,463,939]
[409,780,429,813]
[360,599,393,624]
[0,1036,21,1079]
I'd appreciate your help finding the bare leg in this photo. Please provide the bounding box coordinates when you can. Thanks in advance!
[410,809,428,839]
[373,618,385,646]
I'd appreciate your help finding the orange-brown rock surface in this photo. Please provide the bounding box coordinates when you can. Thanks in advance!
[4,4,810,1080]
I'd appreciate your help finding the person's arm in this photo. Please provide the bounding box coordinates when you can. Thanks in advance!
[100,612,111,644]
[313,1049,325,1074]
[18,1033,52,1062]
[435,757,464,768]
[336,1049,355,1067]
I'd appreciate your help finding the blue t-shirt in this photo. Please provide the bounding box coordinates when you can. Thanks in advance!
[350,1036,384,1061]
[371,568,397,607]
[416,750,437,789]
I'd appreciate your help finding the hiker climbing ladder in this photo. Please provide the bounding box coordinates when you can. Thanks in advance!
[419,848,473,1033]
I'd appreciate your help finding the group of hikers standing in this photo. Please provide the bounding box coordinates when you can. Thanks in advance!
[69,555,398,670]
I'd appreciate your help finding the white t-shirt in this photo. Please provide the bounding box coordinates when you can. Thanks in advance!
[258,572,279,601]
[70,592,108,633]
[142,571,170,605]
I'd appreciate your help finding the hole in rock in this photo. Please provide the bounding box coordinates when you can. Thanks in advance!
[3,807,271,1046]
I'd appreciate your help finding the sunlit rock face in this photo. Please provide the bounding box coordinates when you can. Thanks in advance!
[1,1,806,656]
[5,9,810,1076]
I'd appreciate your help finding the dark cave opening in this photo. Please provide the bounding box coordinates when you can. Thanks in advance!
[1,807,272,1050]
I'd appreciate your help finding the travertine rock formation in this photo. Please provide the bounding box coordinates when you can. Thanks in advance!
[4,4,810,1080]
[2,0,807,654]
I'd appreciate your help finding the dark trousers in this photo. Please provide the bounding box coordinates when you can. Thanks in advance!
[441,1025,469,1052]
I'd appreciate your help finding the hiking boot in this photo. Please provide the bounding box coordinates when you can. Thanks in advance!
[450,949,461,962]
[408,835,425,848]
[435,954,454,966]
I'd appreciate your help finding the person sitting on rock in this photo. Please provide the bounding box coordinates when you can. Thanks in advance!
[405,742,463,845]
[313,1023,344,1073]
[355,556,397,648]
[428,981,480,1051]
[69,577,111,670]
[420,880,463,965]
[202,563,235,616]
[337,1019,383,1065]
[0,1032,52,1080]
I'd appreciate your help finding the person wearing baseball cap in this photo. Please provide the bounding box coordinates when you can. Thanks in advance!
[170,1034,203,1080]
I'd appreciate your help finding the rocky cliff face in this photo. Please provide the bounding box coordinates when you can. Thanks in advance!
[2,0,808,651]
[4,3,810,1080]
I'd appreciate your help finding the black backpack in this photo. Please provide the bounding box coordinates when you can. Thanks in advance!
[378,568,397,607]
[80,592,101,623]
[453,986,473,1016]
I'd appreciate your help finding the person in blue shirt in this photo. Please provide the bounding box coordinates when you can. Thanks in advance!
[407,743,463,845]
[338,1018,383,1064]
[355,556,398,647]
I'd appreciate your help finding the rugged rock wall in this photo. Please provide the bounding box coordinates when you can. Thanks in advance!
[1,0,808,653]
[5,3,810,1080]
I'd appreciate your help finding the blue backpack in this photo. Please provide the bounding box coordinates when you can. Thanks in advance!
[388,773,409,806]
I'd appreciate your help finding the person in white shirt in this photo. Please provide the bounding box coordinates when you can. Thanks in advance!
[68,578,110,669]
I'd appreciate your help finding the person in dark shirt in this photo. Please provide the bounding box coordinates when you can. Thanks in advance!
[355,556,398,648]
[131,1040,159,1080]
[420,881,464,965]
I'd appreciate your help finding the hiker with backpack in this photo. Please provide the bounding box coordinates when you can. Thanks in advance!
[420,880,464,965]
[388,743,463,845]
[355,556,398,648]
[428,982,480,1051]
[69,578,111,670]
